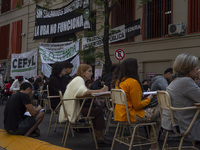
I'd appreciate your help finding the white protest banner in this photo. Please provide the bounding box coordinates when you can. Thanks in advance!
[39,41,73,50]
[109,25,125,43]
[41,55,80,78]
[39,41,79,64]
[82,25,125,49]
[70,55,80,76]
[94,68,102,80]
[11,48,37,79]
[42,63,52,78]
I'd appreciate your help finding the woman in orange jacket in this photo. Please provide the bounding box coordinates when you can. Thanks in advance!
[114,58,160,150]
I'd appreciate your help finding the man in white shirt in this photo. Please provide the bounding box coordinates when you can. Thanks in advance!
[10,76,29,91]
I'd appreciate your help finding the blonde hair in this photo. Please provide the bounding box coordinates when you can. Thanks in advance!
[76,64,92,78]
[173,53,198,77]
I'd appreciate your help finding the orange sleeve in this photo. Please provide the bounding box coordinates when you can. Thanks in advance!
[128,79,150,110]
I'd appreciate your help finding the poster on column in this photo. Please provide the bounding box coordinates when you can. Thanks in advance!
[10,48,38,79]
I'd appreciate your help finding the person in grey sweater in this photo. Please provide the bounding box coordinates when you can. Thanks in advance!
[151,68,173,91]
[164,53,200,140]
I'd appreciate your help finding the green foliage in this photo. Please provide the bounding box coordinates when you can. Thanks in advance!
[84,31,96,37]
[95,51,104,62]
[78,46,96,64]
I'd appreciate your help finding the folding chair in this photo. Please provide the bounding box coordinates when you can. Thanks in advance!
[38,89,48,112]
[47,85,61,136]
[157,90,200,150]
[59,91,98,149]
[111,89,159,150]
[104,97,114,135]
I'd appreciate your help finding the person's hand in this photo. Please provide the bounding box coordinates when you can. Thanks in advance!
[147,94,154,100]
[101,85,108,92]
[37,105,42,110]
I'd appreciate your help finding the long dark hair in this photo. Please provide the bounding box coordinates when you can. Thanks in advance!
[117,58,141,88]
[33,77,42,90]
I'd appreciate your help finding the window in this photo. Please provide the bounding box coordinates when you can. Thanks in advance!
[1,0,23,14]
[12,0,23,9]
[1,0,11,13]
[188,0,200,34]
[0,24,10,59]
[143,0,172,39]
[111,0,135,43]
[10,20,22,55]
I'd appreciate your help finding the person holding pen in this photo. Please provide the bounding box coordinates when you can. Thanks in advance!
[4,82,44,137]
[114,58,160,150]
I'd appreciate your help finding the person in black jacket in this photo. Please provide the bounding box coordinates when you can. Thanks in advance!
[49,62,68,110]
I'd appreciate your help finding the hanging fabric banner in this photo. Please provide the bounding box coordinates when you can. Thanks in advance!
[70,54,80,76]
[39,41,73,50]
[41,55,80,78]
[41,63,52,78]
[34,0,90,39]
[82,25,125,50]
[39,41,79,64]
[125,18,141,38]
[10,48,38,79]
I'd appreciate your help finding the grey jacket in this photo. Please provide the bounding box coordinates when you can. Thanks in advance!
[165,77,200,140]
[151,76,168,91]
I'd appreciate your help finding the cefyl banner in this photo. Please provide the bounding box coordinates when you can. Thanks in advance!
[11,48,38,79]
[39,41,79,64]
[34,0,90,39]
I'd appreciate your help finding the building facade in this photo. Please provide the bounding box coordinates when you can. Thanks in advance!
[0,0,200,80]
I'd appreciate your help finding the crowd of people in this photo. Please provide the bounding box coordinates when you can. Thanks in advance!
[2,53,200,149]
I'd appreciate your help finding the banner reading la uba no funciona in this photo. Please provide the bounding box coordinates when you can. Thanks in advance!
[10,48,38,79]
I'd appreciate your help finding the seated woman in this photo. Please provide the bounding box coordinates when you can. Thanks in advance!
[114,58,160,150]
[59,64,111,147]
[165,53,200,140]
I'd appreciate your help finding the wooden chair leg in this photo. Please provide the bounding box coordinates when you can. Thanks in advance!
[54,113,59,132]
[104,110,112,135]
[63,123,70,147]
[111,122,120,150]
[162,131,169,150]
[90,122,98,150]
[62,121,68,143]
[47,111,54,136]
[151,124,159,150]
[178,136,185,150]
[128,125,137,150]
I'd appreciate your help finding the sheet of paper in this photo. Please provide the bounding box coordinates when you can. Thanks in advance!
[24,108,45,116]
[143,91,157,95]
